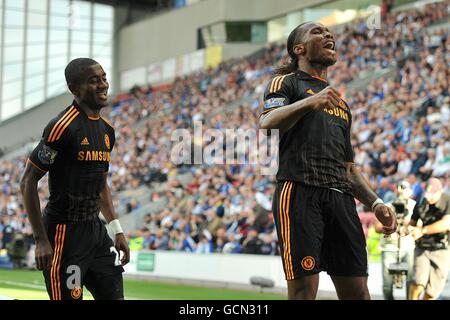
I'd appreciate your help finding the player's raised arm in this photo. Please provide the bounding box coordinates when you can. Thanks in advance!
[100,174,130,266]
[260,84,342,134]
[20,160,52,270]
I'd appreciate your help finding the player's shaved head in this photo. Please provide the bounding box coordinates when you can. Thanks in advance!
[65,58,99,86]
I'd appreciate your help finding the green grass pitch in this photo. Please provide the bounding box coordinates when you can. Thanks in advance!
[0,269,285,300]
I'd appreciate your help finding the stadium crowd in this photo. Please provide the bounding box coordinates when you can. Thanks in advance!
[0,1,449,260]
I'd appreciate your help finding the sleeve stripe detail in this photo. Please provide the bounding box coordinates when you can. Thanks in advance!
[269,75,288,93]
[48,106,75,142]
[27,158,47,172]
[277,75,288,91]
[54,111,79,142]
[273,76,284,92]
[269,76,280,93]
[50,109,78,142]
[271,77,281,93]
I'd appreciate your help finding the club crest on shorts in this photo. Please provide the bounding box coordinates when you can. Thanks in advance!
[105,133,110,150]
[301,256,315,271]
[70,286,82,299]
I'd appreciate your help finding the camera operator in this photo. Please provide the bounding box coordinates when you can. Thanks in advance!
[408,178,450,300]
[374,181,416,300]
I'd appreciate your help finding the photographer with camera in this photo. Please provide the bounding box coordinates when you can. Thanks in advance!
[374,180,416,300]
[408,178,450,300]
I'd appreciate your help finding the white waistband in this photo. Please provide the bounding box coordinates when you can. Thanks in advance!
[328,187,343,194]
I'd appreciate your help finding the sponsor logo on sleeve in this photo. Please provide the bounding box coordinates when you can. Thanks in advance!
[37,145,58,165]
[264,97,285,109]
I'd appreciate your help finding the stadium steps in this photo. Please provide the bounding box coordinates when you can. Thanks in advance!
[116,171,194,215]
[119,197,168,233]
[347,68,397,92]
[116,185,152,215]
[116,171,194,231]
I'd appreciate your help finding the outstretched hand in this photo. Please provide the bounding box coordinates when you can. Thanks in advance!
[374,204,397,236]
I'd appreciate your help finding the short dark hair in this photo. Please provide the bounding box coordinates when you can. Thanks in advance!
[65,58,99,86]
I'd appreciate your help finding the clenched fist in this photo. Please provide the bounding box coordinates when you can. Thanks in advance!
[374,204,397,235]
[307,86,344,111]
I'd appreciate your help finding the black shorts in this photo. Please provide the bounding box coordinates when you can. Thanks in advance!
[43,216,124,300]
[273,181,368,280]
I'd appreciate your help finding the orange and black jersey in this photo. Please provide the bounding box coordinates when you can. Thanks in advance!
[28,100,115,223]
[262,70,353,194]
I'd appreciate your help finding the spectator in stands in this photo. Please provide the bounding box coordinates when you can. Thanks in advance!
[241,229,263,255]
[195,232,213,254]
[260,233,277,255]
[149,229,170,250]
[377,178,396,204]
[407,174,424,201]
[397,152,412,178]
[418,149,436,180]
[222,233,241,254]
[177,231,196,252]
